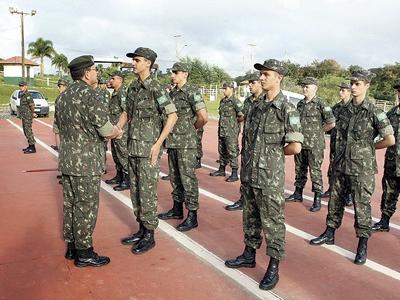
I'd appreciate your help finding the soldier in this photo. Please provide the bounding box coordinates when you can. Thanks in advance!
[225,59,303,290]
[286,77,336,212]
[55,55,122,267]
[19,81,37,154]
[225,73,264,211]
[322,82,353,206]
[105,71,130,191]
[195,128,204,169]
[210,82,244,182]
[51,79,68,152]
[310,69,394,265]
[157,62,208,231]
[117,47,177,254]
[372,79,400,232]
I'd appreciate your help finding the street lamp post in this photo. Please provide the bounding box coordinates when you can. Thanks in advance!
[9,7,37,80]
[248,43,256,73]
[173,34,182,60]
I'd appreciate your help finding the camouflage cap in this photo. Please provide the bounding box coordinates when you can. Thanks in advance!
[222,82,235,89]
[68,55,94,71]
[111,70,124,78]
[299,76,319,86]
[254,59,287,76]
[126,47,157,63]
[348,69,376,83]
[171,62,190,72]
[393,79,400,90]
[337,82,351,89]
[98,77,107,84]
[18,81,28,86]
[57,79,68,86]
[246,73,260,82]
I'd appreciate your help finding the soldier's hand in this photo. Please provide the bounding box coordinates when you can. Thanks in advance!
[149,143,161,166]
[115,127,124,139]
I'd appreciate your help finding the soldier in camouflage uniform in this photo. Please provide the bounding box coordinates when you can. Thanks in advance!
[286,77,336,212]
[105,71,130,191]
[55,55,123,267]
[310,69,395,265]
[210,82,244,182]
[118,48,177,254]
[18,81,36,154]
[372,79,400,232]
[157,62,208,231]
[51,79,68,152]
[225,59,304,291]
[225,73,264,211]
[322,82,353,206]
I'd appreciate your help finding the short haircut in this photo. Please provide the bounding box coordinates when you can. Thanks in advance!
[70,66,93,80]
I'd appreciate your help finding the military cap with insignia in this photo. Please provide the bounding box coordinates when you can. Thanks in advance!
[246,72,260,82]
[171,62,190,72]
[254,59,287,76]
[348,69,376,83]
[126,47,157,63]
[337,82,351,89]
[18,81,28,86]
[222,82,235,89]
[392,79,400,90]
[68,55,95,71]
[299,76,319,86]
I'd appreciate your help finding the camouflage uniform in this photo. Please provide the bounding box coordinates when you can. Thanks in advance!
[218,95,243,169]
[126,76,176,230]
[326,98,393,237]
[55,79,112,250]
[295,96,335,193]
[243,91,303,259]
[19,91,36,145]
[196,128,204,162]
[165,84,206,210]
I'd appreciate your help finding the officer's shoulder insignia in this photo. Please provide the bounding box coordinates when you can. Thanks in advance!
[194,94,202,103]
[376,111,387,122]
[289,116,300,125]
[157,94,168,105]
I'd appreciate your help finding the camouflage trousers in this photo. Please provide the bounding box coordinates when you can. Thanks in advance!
[196,128,204,160]
[22,117,36,145]
[218,135,239,169]
[128,156,160,230]
[62,175,101,250]
[380,172,400,218]
[242,184,286,260]
[168,148,199,211]
[111,134,129,174]
[327,172,374,238]
[294,148,324,193]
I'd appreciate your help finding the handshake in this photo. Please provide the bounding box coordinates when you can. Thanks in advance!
[115,125,124,139]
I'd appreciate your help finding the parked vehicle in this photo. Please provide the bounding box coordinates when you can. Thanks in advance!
[9,89,49,117]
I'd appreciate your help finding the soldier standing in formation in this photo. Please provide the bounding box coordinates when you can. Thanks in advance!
[225,59,304,290]
[19,81,37,154]
[55,55,122,267]
[51,79,68,151]
[105,71,130,191]
[372,79,400,232]
[286,77,336,212]
[210,82,244,182]
[310,69,395,265]
[158,62,208,231]
[118,47,177,254]
[225,72,264,211]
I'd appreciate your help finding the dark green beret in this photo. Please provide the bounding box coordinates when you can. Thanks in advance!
[111,70,124,78]
[18,81,28,86]
[126,47,157,63]
[348,69,376,83]
[222,82,235,89]
[171,62,190,72]
[57,79,68,86]
[299,76,319,86]
[254,59,287,76]
[246,73,260,82]
[393,79,400,89]
[68,55,94,71]
[337,82,351,89]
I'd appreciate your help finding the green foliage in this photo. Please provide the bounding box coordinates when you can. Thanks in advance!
[27,37,55,76]
[369,63,400,101]
[51,53,68,76]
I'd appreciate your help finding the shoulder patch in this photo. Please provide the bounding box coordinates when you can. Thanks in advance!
[236,101,243,107]
[289,116,300,125]
[376,111,387,122]
[157,95,168,105]
[194,94,203,103]
[324,106,332,112]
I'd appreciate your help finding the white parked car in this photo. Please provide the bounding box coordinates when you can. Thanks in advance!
[9,89,50,117]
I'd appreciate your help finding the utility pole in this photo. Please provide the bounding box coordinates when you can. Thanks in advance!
[248,43,256,73]
[9,7,37,80]
[173,34,182,61]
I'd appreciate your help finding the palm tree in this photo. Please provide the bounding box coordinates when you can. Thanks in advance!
[51,53,68,77]
[27,38,55,76]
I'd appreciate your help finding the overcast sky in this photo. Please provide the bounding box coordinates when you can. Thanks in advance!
[1,0,399,76]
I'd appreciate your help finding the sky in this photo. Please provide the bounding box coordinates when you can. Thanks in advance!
[0,0,399,76]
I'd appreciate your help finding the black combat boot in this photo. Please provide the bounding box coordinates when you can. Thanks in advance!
[132,228,155,254]
[226,168,239,182]
[310,192,322,212]
[161,174,170,180]
[105,170,123,185]
[225,245,256,268]
[22,145,30,152]
[158,201,184,220]
[177,210,198,232]
[321,188,330,198]
[195,158,202,169]
[344,194,353,206]
[309,226,335,245]
[354,237,368,265]
[74,247,110,267]
[23,144,36,154]
[372,214,390,232]
[210,165,226,177]
[285,187,303,202]
[65,242,76,260]
[113,173,130,191]
[225,199,243,211]
[121,222,146,245]
[259,257,280,290]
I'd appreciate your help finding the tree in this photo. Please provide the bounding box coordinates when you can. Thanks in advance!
[27,38,55,76]
[51,53,68,77]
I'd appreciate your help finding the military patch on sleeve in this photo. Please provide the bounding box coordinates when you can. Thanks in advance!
[157,95,168,105]
[237,101,243,108]
[289,116,300,125]
[194,94,203,103]
[376,111,386,122]
[324,106,332,112]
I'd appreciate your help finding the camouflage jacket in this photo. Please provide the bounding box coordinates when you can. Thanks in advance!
[126,75,176,157]
[244,91,304,187]
[241,93,264,153]
[384,105,400,176]
[95,87,110,104]
[218,95,243,137]
[55,80,111,176]
[330,99,350,154]
[165,83,206,149]
[19,91,34,120]
[109,87,127,125]
[297,96,335,149]
[334,98,394,175]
